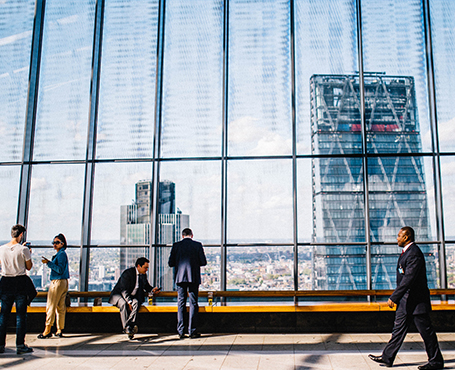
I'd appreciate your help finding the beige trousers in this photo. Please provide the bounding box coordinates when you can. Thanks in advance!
[45,279,68,330]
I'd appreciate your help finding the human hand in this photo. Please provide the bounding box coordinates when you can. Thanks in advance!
[41,257,49,264]
[387,298,395,309]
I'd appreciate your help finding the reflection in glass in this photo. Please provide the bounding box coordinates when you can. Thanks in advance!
[30,247,80,292]
[91,162,152,245]
[297,159,313,243]
[228,0,292,156]
[368,156,435,242]
[160,0,223,158]
[371,243,439,289]
[295,0,357,154]
[298,246,312,290]
[361,0,431,152]
[96,0,159,159]
[159,161,221,245]
[0,0,35,162]
[440,157,455,240]
[0,166,21,243]
[200,246,220,291]
[227,159,293,243]
[430,0,455,152]
[34,0,94,161]
[88,247,121,292]
[227,246,293,290]
[27,164,85,245]
[446,245,455,288]
[312,245,366,290]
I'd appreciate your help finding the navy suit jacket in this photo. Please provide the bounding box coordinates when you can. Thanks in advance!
[389,243,431,315]
[168,238,207,285]
[109,267,152,304]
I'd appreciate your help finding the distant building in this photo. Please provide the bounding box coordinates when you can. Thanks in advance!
[310,74,437,290]
[120,180,189,290]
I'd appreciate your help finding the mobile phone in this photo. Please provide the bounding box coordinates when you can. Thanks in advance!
[42,256,48,260]
[25,242,31,248]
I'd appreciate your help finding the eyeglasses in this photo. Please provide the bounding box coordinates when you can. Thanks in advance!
[52,241,62,245]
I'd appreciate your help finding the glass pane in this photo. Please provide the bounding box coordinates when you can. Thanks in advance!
[33,0,94,161]
[430,0,455,152]
[92,162,152,247]
[0,166,21,244]
[371,243,439,290]
[361,0,432,153]
[96,0,159,159]
[310,75,362,155]
[441,156,455,239]
[201,246,220,291]
[297,159,313,242]
[298,245,312,290]
[312,245,367,290]
[295,0,358,154]
[228,0,292,156]
[158,161,221,245]
[446,244,455,288]
[227,246,293,290]
[29,247,80,291]
[27,164,85,245]
[312,157,365,243]
[368,156,436,242]
[0,0,35,162]
[227,159,293,243]
[160,0,223,158]
[88,247,121,291]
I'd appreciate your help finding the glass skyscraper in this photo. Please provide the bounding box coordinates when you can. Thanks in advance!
[311,74,437,290]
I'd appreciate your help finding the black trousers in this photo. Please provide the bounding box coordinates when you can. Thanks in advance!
[382,308,443,366]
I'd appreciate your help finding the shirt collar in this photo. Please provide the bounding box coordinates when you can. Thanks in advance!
[402,242,413,253]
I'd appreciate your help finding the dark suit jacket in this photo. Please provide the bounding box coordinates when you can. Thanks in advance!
[109,267,152,304]
[168,238,207,285]
[389,242,431,315]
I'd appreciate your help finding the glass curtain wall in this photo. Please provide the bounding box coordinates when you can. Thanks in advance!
[0,0,452,294]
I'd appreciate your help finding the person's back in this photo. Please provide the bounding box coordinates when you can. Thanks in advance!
[170,238,206,284]
[0,242,30,277]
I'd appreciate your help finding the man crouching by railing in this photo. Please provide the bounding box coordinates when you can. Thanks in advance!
[109,257,160,339]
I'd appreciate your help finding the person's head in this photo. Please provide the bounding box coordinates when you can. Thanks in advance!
[182,228,193,238]
[135,257,150,274]
[397,226,415,248]
[53,233,67,251]
[11,224,26,240]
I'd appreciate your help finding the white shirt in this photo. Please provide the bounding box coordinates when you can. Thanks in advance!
[402,242,413,254]
[0,243,31,276]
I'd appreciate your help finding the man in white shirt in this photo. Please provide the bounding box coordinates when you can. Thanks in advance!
[0,224,34,354]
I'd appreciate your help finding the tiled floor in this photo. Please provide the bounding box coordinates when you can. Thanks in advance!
[1,332,455,369]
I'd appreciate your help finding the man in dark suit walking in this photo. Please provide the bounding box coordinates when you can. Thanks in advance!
[109,257,160,339]
[169,228,207,339]
[369,226,444,369]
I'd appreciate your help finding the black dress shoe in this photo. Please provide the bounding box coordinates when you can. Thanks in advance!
[368,354,392,367]
[189,333,201,339]
[178,334,186,340]
[418,363,444,370]
[37,333,52,339]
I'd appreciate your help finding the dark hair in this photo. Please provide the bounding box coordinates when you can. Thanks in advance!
[54,233,67,248]
[135,257,149,267]
[182,228,193,237]
[11,224,26,238]
[401,226,415,242]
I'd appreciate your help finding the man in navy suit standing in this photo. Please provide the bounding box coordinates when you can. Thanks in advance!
[169,228,207,339]
[369,227,444,369]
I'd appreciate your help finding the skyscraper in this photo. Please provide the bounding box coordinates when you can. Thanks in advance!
[120,180,189,290]
[310,74,437,290]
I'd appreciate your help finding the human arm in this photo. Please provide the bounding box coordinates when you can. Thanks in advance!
[46,251,68,276]
[389,254,423,305]
[199,244,207,267]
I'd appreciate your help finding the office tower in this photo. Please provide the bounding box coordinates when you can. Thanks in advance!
[310,74,437,290]
[120,180,189,290]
